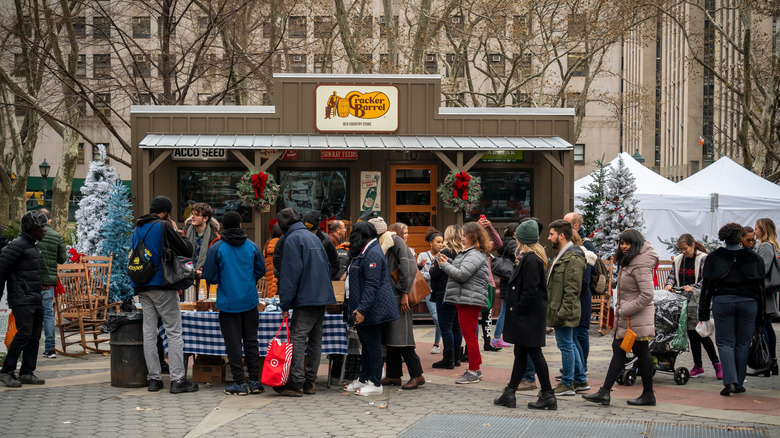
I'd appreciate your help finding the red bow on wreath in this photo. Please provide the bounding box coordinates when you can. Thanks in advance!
[453,171,472,200]
[69,248,85,263]
[250,172,270,199]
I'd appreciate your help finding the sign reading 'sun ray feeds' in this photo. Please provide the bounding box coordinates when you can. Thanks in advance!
[315,84,399,133]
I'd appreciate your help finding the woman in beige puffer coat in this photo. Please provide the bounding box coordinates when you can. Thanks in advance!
[583,229,658,407]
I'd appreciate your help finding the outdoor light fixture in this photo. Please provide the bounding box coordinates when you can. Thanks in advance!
[632,151,645,164]
[39,158,50,205]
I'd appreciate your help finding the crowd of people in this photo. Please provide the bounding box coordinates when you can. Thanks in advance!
[0,195,777,412]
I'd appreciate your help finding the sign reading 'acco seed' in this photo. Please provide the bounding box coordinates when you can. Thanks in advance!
[315,84,399,133]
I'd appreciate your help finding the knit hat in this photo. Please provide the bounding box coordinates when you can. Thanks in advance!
[302,211,321,231]
[276,208,301,234]
[150,196,173,214]
[515,220,539,244]
[368,217,388,235]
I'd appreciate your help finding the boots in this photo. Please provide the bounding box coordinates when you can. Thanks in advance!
[461,346,468,364]
[493,386,517,408]
[626,391,656,406]
[481,317,501,351]
[454,347,462,367]
[582,387,611,406]
[484,337,502,352]
[432,349,455,369]
[528,389,557,410]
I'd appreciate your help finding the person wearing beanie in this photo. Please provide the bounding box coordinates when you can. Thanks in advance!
[494,219,557,410]
[302,211,340,280]
[130,196,198,394]
[272,208,302,280]
[368,217,388,236]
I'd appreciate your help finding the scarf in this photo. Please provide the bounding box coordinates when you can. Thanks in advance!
[186,223,214,270]
[547,241,574,284]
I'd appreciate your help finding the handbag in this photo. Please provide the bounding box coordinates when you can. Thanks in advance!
[620,316,637,353]
[747,329,773,370]
[4,312,17,349]
[261,317,294,387]
[491,256,514,279]
[162,231,195,287]
[765,246,780,290]
[390,251,432,306]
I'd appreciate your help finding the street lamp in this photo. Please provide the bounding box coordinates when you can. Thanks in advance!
[39,159,50,207]
[631,151,645,164]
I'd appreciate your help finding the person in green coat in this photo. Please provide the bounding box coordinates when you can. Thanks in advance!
[38,209,68,358]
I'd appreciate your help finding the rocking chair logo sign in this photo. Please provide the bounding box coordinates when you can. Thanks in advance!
[315,84,399,133]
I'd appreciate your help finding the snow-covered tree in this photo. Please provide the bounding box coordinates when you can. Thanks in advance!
[98,181,134,302]
[577,158,608,238]
[74,145,119,255]
[593,155,644,257]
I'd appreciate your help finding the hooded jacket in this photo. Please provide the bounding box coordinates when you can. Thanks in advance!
[39,224,67,287]
[130,214,194,292]
[546,243,586,327]
[442,246,490,308]
[203,228,265,313]
[699,247,765,322]
[277,222,336,311]
[0,231,43,307]
[346,239,400,326]
[578,247,597,329]
[614,241,659,339]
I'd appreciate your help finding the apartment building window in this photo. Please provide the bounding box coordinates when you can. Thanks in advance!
[488,53,505,76]
[198,16,210,32]
[18,16,33,38]
[93,16,110,40]
[93,143,110,163]
[486,93,503,107]
[574,144,585,163]
[314,16,332,39]
[358,53,373,73]
[513,14,531,39]
[13,54,26,77]
[568,13,586,38]
[314,54,332,73]
[445,53,465,78]
[198,93,211,105]
[157,54,177,79]
[76,54,86,78]
[223,93,236,105]
[379,54,396,73]
[379,15,398,38]
[94,93,111,117]
[77,143,85,164]
[567,53,586,77]
[513,91,530,107]
[93,54,111,79]
[158,17,176,37]
[288,16,306,38]
[133,16,151,38]
[448,14,464,37]
[354,16,372,39]
[519,53,532,72]
[76,97,87,117]
[133,54,151,78]
[487,15,506,38]
[136,93,152,105]
[288,54,306,73]
[424,54,437,74]
[73,17,86,38]
[261,16,272,38]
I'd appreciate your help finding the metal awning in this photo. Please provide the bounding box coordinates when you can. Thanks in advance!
[138,134,572,151]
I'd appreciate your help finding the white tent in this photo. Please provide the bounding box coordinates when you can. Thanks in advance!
[678,157,780,233]
[575,152,712,261]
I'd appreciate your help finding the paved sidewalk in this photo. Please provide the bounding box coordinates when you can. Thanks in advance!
[0,323,778,437]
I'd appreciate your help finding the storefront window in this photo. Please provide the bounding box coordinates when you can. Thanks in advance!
[278,170,349,219]
[465,170,532,221]
[179,169,250,222]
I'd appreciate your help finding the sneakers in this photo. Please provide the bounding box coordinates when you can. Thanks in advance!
[455,370,480,384]
[170,379,199,394]
[553,383,575,396]
[714,362,723,380]
[356,384,383,396]
[148,379,163,392]
[573,380,590,393]
[160,362,170,375]
[491,338,511,348]
[689,365,705,378]
[0,372,21,388]
[225,381,249,395]
[42,349,56,359]
[475,370,483,380]
[344,379,366,392]
[554,375,562,381]
[248,380,265,394]
[430,345,441,354]
[273,383,303,397]
[516,380,538,391]
[303,380,316,395]
[18,374,45,385]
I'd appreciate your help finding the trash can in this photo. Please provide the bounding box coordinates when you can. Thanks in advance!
[109,314,147,387]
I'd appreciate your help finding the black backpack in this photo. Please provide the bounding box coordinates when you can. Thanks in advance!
[590,257,609,295]
[128,223,160,285]
[335,244,351,280]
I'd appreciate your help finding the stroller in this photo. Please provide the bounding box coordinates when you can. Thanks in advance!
[617,289,691,386]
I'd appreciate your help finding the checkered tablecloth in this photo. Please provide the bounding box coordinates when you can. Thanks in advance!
[159,311,348,356]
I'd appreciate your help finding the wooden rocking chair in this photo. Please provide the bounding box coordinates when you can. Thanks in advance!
[82,253,120,318]
[591,258,615,335]
[55,263,110,357]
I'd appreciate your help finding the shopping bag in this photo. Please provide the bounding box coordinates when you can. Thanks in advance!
[695,320,714,338]
[261,317,294,387]
[671,301,688,351]
[747,329,773,370]
[4,312,17,349]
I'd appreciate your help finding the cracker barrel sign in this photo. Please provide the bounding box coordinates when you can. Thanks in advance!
[315,84,399,133]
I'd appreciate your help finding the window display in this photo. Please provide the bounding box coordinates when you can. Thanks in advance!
[466,170,532,221]
[278,170,348,219]
[179,169,250,221]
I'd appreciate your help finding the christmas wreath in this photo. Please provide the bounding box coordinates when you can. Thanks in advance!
[237,170,280,210]
[437,170,482,212]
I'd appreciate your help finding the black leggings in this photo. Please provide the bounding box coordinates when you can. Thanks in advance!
[603,338,653,393]
[508,345,551,391]
[480,309,493,340]
[688,329,719,367]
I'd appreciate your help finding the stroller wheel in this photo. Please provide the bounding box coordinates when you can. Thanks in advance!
[624,369,637,386]
[674,367,690,385]
[616,370,625,385]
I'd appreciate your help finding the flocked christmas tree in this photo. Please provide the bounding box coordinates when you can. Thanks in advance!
[577,157,608,238]
[593,155,644,257]
[75,144,119,255]
[97,181,134,302]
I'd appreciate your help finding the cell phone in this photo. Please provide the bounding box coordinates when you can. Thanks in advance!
[480,215,486,220]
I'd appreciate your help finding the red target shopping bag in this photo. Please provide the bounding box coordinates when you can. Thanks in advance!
[261,317,293,387]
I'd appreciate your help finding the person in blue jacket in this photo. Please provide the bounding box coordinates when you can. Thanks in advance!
[343,221,400,396]
[275,207,336,396]
[203,211,266,396]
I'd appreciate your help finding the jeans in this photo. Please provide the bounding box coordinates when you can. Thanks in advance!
[139,290,185,381]
[554,326,586,386]
[218,309,260,383]
[509,345,551,391]
[574,326,590,372]
[688,329,719,367]
[493,300,507,339]
[457,304,482,370]
[424,294,441,345]
[603,339,653,392]
[41,288,55,351]
[2,304,43,375]
[434,294,462,352]
[356,323,383,386]
[289,306,325,386]
[712,296,757,386]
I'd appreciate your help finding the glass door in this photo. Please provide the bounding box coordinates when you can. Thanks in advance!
[390,164,437,256]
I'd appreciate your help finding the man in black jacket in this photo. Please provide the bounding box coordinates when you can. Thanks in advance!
[0,211,48,387]
[302,210,340,280]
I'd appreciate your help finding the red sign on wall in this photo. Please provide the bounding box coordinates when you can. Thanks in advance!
[320,150,358,160]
